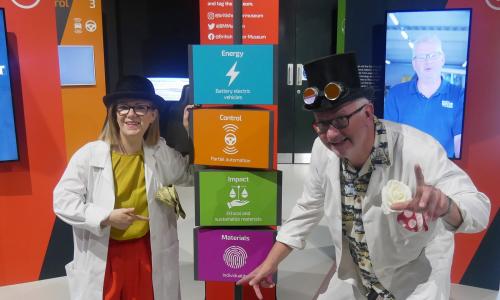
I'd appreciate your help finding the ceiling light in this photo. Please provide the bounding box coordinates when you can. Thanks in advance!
[388,13,399,26]
[400,30,408,40]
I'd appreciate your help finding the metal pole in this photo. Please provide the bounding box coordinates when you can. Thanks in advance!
[233,0,243,44]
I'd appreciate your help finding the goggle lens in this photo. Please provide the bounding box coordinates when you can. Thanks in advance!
[324,82,342,100]
[303,87,318,105]
[303,82,345,105]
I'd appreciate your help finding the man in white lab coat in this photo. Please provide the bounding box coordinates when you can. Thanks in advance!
[238,53,490,300]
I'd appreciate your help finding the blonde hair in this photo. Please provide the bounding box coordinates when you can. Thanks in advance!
[98,103,160,148]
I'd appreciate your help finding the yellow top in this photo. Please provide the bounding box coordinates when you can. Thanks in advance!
[110,150,149,240]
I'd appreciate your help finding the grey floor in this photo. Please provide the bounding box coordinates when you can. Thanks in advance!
[0,164,497,300]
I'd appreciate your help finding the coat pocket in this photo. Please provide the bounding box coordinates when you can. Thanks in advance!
[387,213,433,252]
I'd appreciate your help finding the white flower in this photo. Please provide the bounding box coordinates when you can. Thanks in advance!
[381,180,411,214]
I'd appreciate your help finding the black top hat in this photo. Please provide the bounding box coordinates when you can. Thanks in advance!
[103,75,165,109]
[303,53,373,112]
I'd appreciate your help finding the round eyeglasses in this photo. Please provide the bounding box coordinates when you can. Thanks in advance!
[303,82,346,105]
[116,104,152,116]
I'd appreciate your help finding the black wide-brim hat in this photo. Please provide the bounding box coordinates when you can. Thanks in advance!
[303,53,373,112]
[103,75,165,109]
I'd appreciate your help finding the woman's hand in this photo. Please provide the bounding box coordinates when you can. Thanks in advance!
[101,207,149,230]
[183,104,195,132]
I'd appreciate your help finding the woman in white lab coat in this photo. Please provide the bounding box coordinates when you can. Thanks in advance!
[53,75,193,300]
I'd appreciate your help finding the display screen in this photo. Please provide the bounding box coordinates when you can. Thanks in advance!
[58,45,96,86]
[383,9,471,159]
[148,77,189,101]
[0,9,19,162]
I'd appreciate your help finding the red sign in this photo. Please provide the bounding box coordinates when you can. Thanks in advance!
[199,0,278,45]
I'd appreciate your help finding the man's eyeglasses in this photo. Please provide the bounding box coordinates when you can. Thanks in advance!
[303,82,347,105]
[312,104,367,134]
[412,52,442,62]
[116,104,152,116]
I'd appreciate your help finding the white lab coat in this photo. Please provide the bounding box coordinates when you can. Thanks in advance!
[277,120,490,300]
[53,139,193,300]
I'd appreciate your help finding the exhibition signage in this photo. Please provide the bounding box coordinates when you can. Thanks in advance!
[194,228,276,282]
[199,0,279,44]
[193,108,274,169]
[196,2,280,298]
[195,170,282,226]
[190,44,276,105]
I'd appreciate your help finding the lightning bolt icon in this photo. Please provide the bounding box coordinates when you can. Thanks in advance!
[226,61,240,87]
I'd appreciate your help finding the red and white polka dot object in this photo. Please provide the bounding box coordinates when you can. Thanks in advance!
[397,210,429,232]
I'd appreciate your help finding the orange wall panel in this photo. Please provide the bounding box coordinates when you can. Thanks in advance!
[59,0,107,158]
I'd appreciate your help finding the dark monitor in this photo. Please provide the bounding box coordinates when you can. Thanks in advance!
[0,8,19,162]
[383,9,471,159]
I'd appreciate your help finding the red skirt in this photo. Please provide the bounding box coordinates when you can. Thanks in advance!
[103,233,154,300]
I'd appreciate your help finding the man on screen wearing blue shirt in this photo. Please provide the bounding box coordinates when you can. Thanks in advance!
[384,35,464,158]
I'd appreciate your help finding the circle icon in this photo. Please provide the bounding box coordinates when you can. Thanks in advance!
[85,20,97,32]
[225,133,237,146]
[485,0,500,10]
[11,0,40,9]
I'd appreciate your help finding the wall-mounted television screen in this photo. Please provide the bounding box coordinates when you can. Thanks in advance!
[58,45,96,86]
[0,9,19,162]
[383,9,471,159]
[148,77,189,101]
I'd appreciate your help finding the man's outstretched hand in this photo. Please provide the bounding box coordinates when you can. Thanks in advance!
[391,165,449,221]
[236,263,276,300]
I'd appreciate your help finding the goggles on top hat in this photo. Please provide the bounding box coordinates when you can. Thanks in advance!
[303,82,347,105]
